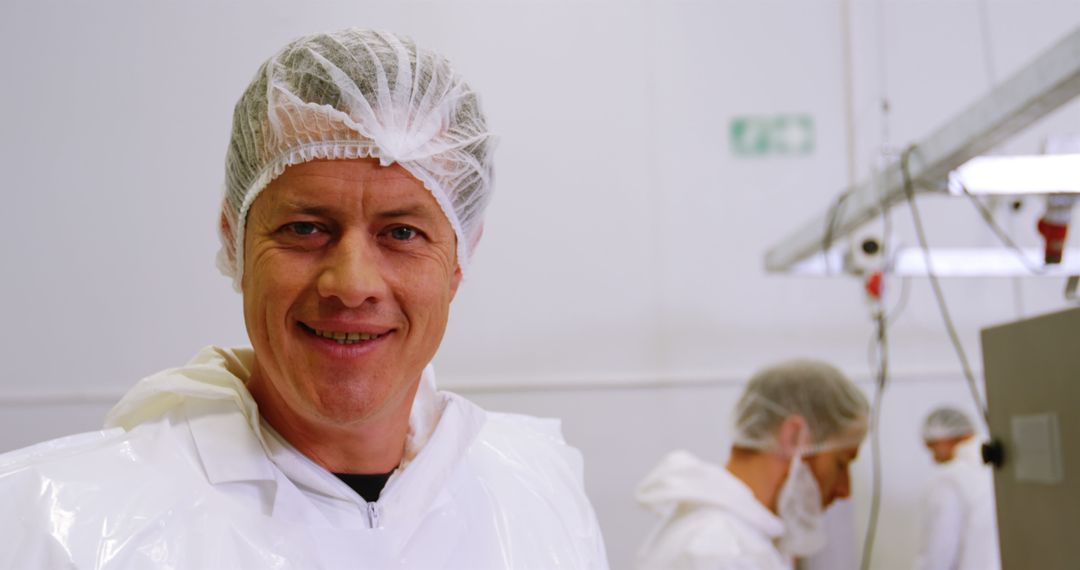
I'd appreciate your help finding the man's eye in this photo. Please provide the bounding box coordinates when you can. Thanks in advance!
[286,222,320,236]
[388,226,418,241]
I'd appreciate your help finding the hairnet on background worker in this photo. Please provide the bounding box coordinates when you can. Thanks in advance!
[636,359,870,570]
[921,406,976,442]
[732,359,869,453]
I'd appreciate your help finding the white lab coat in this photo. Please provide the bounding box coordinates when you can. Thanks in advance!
[635,450,792,570]
[914,439,1001,570]
[0,346,608,570]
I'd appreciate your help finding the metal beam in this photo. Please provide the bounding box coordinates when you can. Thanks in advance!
[765,26,1080,272]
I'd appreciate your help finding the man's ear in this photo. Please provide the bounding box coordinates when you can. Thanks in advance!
[777,415,807,457]
[449,264,463,300]
[219,211,231,235]
[219,210,235,259]
[220,210,244,289]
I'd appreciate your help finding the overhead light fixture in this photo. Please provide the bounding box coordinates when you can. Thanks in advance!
[948,154,1080,195]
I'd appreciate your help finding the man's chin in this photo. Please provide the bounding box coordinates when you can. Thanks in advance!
[301,385,385,422]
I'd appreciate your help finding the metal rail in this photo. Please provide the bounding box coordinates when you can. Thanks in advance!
[765,26,1080,272]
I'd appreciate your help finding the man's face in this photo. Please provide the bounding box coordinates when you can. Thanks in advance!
[241,159,461,426]
[925,435,969,464]
[805,446,860,508]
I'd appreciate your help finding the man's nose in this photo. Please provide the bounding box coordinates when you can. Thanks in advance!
[317,233,389,307]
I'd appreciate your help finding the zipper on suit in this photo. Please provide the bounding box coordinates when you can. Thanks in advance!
[368,502,381,529]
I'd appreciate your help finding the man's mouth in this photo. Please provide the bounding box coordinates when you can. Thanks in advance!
[298,322,387,345]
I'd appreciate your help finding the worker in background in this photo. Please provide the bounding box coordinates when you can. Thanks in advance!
[0,29,608,569]
[635,359,870,570]
[914,406,1001,570]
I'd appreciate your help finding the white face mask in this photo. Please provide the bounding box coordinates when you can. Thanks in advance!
[776,453,827,558]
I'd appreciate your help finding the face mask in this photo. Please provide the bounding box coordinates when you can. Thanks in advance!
[776,453,827,558]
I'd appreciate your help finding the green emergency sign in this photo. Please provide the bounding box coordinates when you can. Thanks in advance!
[729,114,814,156]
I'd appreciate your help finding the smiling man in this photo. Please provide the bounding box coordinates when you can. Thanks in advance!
[635,359,869,570]
[0,29,608,569]
[241,160,462,477]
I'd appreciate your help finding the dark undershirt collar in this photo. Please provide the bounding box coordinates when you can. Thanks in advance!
[332,471,394,503]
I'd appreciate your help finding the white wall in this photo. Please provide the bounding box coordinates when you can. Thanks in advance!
[2,1,1079,569]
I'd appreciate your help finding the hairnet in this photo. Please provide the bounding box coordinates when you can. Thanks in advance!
[732,359,869,454]
[921,406,975,441]
[217,29,495,288]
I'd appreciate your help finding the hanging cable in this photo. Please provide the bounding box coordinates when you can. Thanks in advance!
[886,276,911,324]
[900,146,990,428]
[875,0,892,154]
[858,151,893,570]
[859,309,888,570]
[823,189,854,274]
[1006,200,1029,317]
[974,0,999,88]
[971,0,1032,321]
[961,189,1046,275]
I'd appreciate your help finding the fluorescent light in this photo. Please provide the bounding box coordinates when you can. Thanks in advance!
[948,154,1080,195]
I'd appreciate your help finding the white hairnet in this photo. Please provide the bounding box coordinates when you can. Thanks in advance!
[921,406,975,441]
[732,359,869,454]
[217,29,495,288]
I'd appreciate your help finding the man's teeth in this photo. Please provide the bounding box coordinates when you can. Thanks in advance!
[312,328,382,344]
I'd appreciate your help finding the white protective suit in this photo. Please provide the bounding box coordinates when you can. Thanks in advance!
[914,439,1001,570]
[0,347,609,569]
[635,450,792,570]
